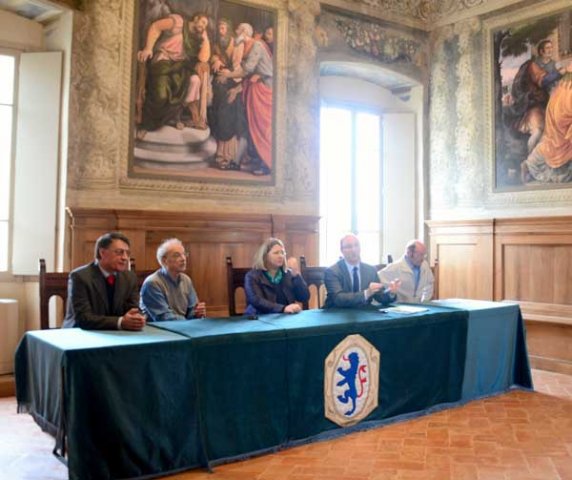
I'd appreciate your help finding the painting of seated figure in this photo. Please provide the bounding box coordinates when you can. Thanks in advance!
[493,7,572,191]
[132,0,276,183]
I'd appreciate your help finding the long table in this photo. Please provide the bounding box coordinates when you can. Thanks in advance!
[15,301,532,480]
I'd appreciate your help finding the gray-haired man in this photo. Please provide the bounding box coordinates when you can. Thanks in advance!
[140,238,206,321]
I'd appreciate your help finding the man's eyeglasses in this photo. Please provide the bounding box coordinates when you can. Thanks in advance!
[111,249,131,257]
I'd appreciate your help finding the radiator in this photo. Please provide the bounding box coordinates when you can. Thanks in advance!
[0,299,19,374]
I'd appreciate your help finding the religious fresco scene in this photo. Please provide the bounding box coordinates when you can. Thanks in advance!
[494,9,572,190]
[132,0,275,183]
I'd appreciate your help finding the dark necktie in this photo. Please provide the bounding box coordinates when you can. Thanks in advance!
[105,274,115,312]
[352,266,359,293]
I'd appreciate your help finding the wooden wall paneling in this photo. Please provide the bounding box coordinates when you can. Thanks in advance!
[500,244,572,304]
[426,220,494,300]
[494,217,572,304]
[66,209,319,317]
[272,214,320,266]
[187,236,265,317]
[427,216,572,374]
[273,214,320,308]
[66,208,118,267]
[525,322,572,375]
[494,217,572,374]
[131,213,273,316]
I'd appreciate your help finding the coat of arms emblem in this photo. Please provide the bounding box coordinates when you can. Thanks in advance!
[324,334,380,427]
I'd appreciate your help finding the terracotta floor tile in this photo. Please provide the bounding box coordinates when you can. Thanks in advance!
[2,369,572,479]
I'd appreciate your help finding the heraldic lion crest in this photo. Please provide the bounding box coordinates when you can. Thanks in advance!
[324,334,380,427]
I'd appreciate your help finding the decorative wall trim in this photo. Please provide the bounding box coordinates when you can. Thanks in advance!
[333,16,424,65]
[321,0,526,31]
[431,0,524,29]
[321,0,428,31]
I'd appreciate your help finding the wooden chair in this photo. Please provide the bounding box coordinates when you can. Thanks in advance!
[226,256,250,316]
[431,258,439,300]
[130,258,155,290]
[39,259,69,330]
[299,256,327,310]
[375,254,394,272]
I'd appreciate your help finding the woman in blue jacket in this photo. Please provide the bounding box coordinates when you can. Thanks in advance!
[244,237,310,315]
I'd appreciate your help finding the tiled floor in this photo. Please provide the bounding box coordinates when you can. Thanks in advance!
[1,369,571,479]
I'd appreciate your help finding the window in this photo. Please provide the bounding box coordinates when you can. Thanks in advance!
[319,103,382,265]
[0,53,16,272]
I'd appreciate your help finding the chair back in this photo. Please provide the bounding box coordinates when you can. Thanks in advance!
[431,258,439,300]
[373,255,394,273]
[226,256,250,316]
[129,257,155,289]
[299,256,327,310]
[39,259,69,330]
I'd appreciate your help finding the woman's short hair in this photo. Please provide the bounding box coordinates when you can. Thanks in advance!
[252,237,285,270]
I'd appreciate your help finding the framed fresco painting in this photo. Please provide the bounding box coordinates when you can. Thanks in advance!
[130,0,277,185]
[490,4,572,192]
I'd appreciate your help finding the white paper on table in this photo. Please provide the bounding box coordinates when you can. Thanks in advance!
[381,305,429,314]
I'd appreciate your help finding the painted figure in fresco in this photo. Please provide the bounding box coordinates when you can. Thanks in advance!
[220,22,274,176]
[507,40,566,154]
[521,64,572,183]
[144,0,171,23]
[263,26,274,55]
[208,17,248,170]
[136,11,211,138]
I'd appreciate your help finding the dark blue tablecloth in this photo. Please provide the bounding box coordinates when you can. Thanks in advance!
[15,302,532,480]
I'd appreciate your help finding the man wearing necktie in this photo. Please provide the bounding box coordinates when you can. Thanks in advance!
[324,233,400,309]
[63,232,145,330]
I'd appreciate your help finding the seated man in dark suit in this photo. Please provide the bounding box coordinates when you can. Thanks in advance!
[324,233,400,309]
[62,232,145,330]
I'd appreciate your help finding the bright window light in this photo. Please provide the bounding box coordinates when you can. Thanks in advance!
[320,104,382,266]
